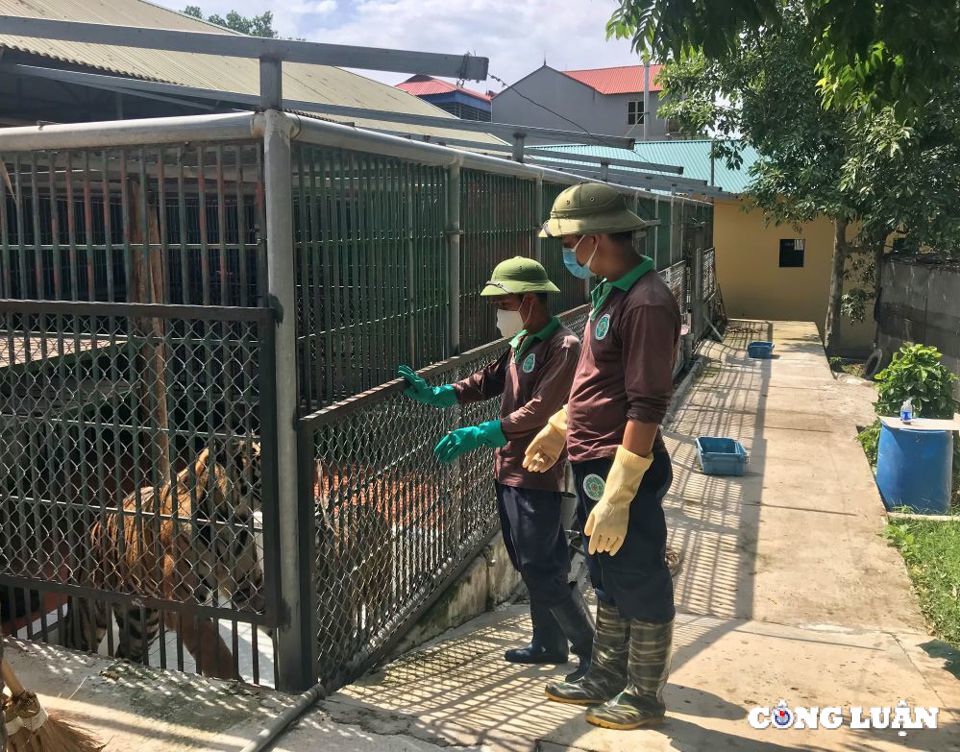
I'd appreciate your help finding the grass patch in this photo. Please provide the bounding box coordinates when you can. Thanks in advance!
[885,520,960,648]
[829,356,866,378]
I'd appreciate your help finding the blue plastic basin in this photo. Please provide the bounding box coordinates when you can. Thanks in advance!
[747,341,775,359]
[696,436,748,476]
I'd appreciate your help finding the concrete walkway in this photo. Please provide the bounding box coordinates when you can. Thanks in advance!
[6,321,960,750]
[296,321,960,751]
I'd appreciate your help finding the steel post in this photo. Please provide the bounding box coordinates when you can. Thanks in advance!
[260,58,283,111]
[447,164,461,356]
[263,108,312,691]
[654,197,661,269]
[534,174,543,262]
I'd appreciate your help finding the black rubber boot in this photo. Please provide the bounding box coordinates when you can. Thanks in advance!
[544,601,629,705]
[505,598,568,664]
[550,583,595,682]
[585,618,673,730]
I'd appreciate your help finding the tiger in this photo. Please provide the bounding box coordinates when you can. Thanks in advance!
[61,439,265,680]
[314,462,397,676]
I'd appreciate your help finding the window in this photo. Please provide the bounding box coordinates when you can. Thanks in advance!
[779,238,805,267]
[628,101,645,125]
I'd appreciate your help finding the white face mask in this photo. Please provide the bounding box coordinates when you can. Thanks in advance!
[496,294,531,338]
[496,308,524,338]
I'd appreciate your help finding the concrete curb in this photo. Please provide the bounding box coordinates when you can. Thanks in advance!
[388,535,521,659]
[665,353,706,426]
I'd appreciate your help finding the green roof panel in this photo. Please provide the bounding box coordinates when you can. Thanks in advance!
[533,139,759,195]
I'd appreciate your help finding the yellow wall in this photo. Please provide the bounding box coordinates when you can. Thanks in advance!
[713,199,875,354]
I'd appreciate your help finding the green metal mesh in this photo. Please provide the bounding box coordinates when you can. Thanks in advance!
[539,181,588,313]
[657,201,673,268]
[292,145,449,410]
[459,170,538,350]
[0,143,265,306]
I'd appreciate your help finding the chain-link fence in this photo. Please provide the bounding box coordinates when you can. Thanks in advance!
[661,260,687,319]
[0,300,279,685]
[703,248,717,301]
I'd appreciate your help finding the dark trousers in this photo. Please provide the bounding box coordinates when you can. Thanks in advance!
[572,451,676,623]
[495,482,571,607]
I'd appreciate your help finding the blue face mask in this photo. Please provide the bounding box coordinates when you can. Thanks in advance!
[562,236,597,279]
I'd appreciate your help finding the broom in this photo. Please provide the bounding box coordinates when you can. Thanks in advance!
[2,655,103,752]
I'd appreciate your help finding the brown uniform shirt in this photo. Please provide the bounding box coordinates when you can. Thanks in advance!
[567,259,681,463]
[453,318,580,491]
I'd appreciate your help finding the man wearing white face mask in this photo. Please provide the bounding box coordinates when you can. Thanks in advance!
[398,256,593,680]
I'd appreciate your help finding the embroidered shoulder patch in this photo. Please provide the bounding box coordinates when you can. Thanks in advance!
[595,313,611,341]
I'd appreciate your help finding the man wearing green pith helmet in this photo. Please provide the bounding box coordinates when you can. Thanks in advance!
[525,182,682,730]
[397,256,595,682]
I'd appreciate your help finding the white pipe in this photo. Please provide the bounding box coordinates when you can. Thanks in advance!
[643,61,650,142]
[0,112,259,150]
[238,682,326,752]
[0,109,712,208]
[887,511,960,522]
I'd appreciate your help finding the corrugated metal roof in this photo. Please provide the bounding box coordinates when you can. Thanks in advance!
[535,140,759,194]
[562,65,663,95]
[0,0,504,143]
[396,75,491,102]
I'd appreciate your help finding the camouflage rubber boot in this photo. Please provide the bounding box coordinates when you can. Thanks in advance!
[585,618,673,730]
[544,601,629,705]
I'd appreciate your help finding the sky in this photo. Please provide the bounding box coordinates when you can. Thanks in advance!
[152,0,644,90]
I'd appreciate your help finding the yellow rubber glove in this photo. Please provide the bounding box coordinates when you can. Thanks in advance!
[522,406,567,473]
[585,446,654,556]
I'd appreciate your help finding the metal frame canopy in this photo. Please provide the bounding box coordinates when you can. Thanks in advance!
[2,62,636,149]
[525,157,719,191]
[379,133,685,174]
[531,162,728,197]
[0,14,488,80]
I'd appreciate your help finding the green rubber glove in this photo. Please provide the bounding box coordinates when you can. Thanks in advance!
[398,365,458,408]
[434,420,507,463]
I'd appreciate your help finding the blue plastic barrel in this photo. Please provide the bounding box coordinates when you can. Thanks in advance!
[876,423,954,513]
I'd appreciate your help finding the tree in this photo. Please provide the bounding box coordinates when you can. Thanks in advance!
[182,6,278,38]
[648,5,960,352]
[608,0,960,120]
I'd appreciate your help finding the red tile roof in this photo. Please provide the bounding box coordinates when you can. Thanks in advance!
[563,64,663,95]
[396,76,492,102]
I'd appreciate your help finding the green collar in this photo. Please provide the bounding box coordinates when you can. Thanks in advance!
[511,316,560,362]
[590,256,655,319]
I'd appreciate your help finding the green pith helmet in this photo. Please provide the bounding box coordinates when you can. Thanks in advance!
[539,182,656,238]
[480,256,561,297]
